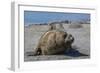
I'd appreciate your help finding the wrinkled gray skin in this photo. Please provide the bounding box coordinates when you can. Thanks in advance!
[34,23,74,55]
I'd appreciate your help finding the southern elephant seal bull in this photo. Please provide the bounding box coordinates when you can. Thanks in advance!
[34,23,74,55]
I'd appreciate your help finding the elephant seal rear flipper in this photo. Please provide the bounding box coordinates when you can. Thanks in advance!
[33,48,42,56]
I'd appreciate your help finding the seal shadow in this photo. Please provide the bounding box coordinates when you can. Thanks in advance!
[63,46,89,57]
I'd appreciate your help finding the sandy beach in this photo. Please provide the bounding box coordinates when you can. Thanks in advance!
[24,23,90,62]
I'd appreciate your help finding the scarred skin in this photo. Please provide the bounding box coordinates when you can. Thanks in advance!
[33,23,74,55]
